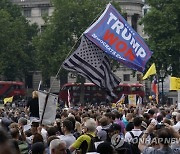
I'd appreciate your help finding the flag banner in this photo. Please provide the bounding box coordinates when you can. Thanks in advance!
[128,95,136,107]
[151,77,158,103]
[170,77,180,90]
[67,89,71,108]
[84,3,152,72]
[62,35,121,97]
[143,63,156,80]
[4,96,13,104]
[116,94,125,104]
[38,91,58,125]
[137,96,142,105]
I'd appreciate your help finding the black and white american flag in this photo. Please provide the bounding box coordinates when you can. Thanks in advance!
[62,35,121,99]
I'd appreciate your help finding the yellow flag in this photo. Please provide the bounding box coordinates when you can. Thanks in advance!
[4,96,13,104]
[170,77,180,90]
[143,63,156,80]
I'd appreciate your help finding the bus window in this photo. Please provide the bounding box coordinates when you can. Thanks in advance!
[86,86,91,91]
[91,86,97,91]
[72,86,80,91]
[131,86,143,92]
[0,85,3,89]
[116,86,124,92]
[62,86,69,90]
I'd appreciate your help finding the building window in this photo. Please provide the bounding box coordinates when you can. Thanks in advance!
[137,74,142,81]
[23,9,31,17]
[123,74,130,81]
[40,25,47,33]
[131,14,138,32]
[25,74,33,88]
[41,8,49,16]
[144,8,148,16]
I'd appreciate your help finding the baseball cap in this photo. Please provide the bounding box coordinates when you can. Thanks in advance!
[31,118,40,127]
[148,109,155,115]
[108,123,121,132]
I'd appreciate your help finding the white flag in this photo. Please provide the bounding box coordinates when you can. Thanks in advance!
[67,89,71,108]
[137,96,142,105]
[38,91,58,125]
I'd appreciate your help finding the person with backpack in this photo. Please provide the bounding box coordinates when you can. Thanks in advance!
[108,123,133,154]
[69,118,97,154]
[125,117,143,154]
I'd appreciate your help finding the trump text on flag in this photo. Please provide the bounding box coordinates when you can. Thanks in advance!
[84,4,152,72]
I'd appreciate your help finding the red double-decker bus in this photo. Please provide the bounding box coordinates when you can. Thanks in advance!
[59,83,145,104]
[0,81,25,99]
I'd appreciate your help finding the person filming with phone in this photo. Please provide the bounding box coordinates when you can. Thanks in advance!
[138,120,180,154]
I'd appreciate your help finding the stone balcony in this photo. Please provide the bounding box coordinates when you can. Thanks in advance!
[119,0,144,5]
[11,0,52,7]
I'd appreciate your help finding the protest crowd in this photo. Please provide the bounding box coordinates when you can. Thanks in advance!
[0,91,180,154]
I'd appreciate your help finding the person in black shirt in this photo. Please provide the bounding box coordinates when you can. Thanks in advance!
[25,91,39,121]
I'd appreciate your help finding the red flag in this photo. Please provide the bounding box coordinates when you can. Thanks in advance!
[151,77,158,103]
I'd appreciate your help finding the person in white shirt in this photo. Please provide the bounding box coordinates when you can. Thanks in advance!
[173,113,180,132]
[58,119,76,148]
[125,117,143,143]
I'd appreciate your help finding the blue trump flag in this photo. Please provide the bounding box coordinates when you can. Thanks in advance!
[84,3,152,72]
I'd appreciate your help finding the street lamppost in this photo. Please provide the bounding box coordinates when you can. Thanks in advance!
[160,69,165,105]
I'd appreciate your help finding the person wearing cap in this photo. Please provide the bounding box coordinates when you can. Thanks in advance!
[107,123,132,154]
[26,120,40,144]
[107,123,122,140]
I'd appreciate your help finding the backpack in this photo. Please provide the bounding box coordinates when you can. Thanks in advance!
[76,134,97,154]
[101,129,111,142]
[86,134,97,152]
[129,132,143,154]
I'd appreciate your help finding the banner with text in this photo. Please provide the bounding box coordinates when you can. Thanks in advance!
[84,3,152,72]
[128,95,136,107]
[170,77,180,90]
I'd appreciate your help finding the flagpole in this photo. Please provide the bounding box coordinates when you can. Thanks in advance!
[40,92,49,124]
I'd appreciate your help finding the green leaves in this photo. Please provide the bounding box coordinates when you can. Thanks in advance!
[0,0,38,80]
[142,0,180,77]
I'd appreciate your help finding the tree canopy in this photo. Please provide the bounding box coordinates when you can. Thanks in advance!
[0,0,38,80]
[34,0,121,84]
[141,0,180,77]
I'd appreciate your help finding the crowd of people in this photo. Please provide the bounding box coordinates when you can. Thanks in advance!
[0,91,180,154]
